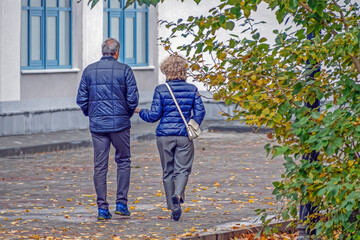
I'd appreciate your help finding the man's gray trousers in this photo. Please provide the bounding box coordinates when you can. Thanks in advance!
[91,128,131,210]
[156,136,194,210]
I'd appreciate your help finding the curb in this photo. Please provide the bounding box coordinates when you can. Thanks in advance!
[0,140,92,158]
[0,133,156,158]
[182,221,296,240]
[207,125,270,134]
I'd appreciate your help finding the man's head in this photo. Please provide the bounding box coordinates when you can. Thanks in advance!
[102,38,120,59]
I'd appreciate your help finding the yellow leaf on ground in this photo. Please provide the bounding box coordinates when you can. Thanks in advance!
[184,207,192,213]
[214,182,220,187]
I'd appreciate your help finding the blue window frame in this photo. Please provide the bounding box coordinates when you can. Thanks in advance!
[21,0,72,69]
[104,0,148,66]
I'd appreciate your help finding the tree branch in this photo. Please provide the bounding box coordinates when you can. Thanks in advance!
[331,0,348,31]
[299,1,360,74]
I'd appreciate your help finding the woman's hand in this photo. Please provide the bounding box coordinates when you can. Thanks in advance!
[134,108,141,114]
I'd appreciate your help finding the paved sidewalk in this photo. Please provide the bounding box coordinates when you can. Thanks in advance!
[0,123,285,239]
[0,121,262,158]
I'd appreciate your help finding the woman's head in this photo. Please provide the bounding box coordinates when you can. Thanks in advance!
[160,54,188,81]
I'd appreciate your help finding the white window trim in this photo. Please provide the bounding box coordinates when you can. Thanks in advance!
[131,66,155,71]
[21,68,80,74]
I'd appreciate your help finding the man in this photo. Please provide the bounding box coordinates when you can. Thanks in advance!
[77,38,139,220]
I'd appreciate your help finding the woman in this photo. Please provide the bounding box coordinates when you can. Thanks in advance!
[134,54,206,221]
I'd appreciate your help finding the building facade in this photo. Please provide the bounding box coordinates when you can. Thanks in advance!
[0,0,281,136]
[0,0,160,136]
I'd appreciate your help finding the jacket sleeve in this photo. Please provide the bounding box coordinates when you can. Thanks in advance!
[125,67,139,117]
[76,71,89,116]
[139,88,163,123]
[192,87,206,125]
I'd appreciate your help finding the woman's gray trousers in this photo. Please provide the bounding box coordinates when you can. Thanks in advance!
[156,136,194,210]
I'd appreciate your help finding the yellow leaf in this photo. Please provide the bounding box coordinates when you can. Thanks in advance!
[184,207,192,213]
[214,182,221,187]
[262,108,270,115]
[67,198,72,202]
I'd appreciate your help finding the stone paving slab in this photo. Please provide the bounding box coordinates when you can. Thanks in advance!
[0,131,284,239]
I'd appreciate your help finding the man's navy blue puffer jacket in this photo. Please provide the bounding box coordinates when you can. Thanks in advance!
[139,79,205,137]
[77,56,139,133]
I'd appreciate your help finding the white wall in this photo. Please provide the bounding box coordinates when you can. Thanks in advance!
[0,0,21,101]
[158,0,290,90]
[158,0,220,90]
[82,0,104,69]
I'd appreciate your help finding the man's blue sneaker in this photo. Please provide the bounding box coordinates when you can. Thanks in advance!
[97,208,112,220]
[115,203,131,216]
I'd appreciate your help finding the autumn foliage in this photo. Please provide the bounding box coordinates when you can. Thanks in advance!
[132,0,360,238]
[84,0,360,238]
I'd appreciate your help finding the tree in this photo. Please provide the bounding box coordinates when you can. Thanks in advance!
[89,0,360,238]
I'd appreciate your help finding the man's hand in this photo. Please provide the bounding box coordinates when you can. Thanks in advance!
[134,108,141,114]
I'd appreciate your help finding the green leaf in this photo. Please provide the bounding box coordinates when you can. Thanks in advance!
[252,32,260,40]
[219,15,226,25]
[317,188,326,196]
[292,82,305,95]
[90,0,100,9]
[311,111,320,119]
[273,146,289,158]
[314,35,321,44]
[289,0,298,12]
[297,116,310,126]
[196,43,204,53]
[308,0,318,10]
[273,181,280,187]
[225,99,232,106]
[326,144,335,156]
[259,37,267,43]
[226,21,235,30]
[356,125,360,132]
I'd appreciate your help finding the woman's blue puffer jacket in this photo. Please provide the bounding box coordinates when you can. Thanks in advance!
[77,56,139,133]
[139,79,206,137]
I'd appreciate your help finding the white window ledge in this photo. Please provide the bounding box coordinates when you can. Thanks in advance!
[131,66,155,71]
[21,68,80,74]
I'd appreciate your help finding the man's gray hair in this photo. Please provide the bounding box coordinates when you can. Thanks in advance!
[102,38,120,56]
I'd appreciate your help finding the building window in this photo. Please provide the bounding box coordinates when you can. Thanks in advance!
[21,0,72,69]
[104,0,148,66]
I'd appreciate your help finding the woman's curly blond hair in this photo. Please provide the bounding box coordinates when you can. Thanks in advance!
[160,54,188,81]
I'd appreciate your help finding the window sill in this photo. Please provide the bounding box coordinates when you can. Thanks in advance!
[131,66,155,71]
[21,68,80,74]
